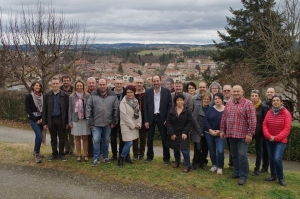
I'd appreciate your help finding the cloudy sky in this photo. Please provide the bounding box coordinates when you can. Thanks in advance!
[0,0,244,44]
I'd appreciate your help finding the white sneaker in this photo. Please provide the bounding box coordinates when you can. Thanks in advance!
[210,166,217,172]
[217,168,223,175]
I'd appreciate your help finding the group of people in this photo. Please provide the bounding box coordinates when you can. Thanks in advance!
[25,75,292,186]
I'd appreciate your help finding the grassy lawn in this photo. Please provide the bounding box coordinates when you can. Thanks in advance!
[1,141,299,199]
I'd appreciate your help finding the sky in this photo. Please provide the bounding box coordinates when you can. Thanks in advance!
[0,0,243,44]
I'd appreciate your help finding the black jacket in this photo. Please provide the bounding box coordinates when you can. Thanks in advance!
[255,103,268,137]
[25,94,42,122]
[166,107,193,150]
[42,90,69,129]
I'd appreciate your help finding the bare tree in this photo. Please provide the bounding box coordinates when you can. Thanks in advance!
[0,1,94,91]
[253,0,300,121]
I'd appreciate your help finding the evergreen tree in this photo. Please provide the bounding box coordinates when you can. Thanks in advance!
[212,0,281,79]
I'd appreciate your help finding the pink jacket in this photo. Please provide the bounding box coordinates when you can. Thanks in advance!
[263,107,292,144]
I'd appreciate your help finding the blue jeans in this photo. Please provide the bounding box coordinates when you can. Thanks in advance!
[229,138,249,180]
[174,149,190,167]
[147,115,170,161]
[205,133,225,168]
[121,141,133,158]
[29,120,43,154]
[266,140,286,179]
[92,125,111,161]
[254,134,263,172]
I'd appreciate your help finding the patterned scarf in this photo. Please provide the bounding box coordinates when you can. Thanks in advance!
[75,92,84,119]
[30,91,43,113]
[272,104,284,116]
[254,100,262,109]
[126,96,140,119]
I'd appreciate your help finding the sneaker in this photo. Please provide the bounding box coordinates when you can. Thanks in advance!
[35,154,42,163]
[92,160,100,167]
[217,168,223,175]
[104,158,111,163]
[238,178,246,185]
[48,156,57,161]
[133,155,138,161]
[210,166,217,172]
[60,156,67,161]
[33,152,44,158]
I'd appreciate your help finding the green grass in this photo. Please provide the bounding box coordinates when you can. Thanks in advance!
[1,141,300,199]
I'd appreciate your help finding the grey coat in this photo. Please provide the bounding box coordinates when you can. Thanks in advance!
[85,89,119,127]
[191,104,205,143]
[68,93,90,125]
[192,94,202,109]
[171,92,193,111]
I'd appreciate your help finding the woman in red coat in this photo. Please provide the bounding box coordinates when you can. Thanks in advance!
[263,94,292,186]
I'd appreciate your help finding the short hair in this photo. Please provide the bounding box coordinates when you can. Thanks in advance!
[61,75,71,81]
[152,75,161,81]
[251,89,260,97]
[98,78,107,84]
[52,76,60,82]
[209,82,222,93]
[125,85,136,93]
[201,92,211,101]
[29,81,43,93]
[87,77,96,83]
[135,77,144,82]
[175,80,183,85]
[186,82,197,91]
[115,77,123,82]
[165,78,174,85]
[173,94,185,104]
[272,94,283,102]
[223,85,232,90]
[214,93,224,101]
[72,80,87,97]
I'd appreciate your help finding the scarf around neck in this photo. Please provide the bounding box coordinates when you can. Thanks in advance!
[126,96,140,119]
[272,104,284,116]
[75,92,84,119]
[254,100,262,109]
[30,91,43,113]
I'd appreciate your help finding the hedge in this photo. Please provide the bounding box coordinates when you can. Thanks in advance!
[0,90,299,161]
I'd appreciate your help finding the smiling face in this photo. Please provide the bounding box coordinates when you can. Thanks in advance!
[202,96,210,107]
[135,79,144,90]
[126,89,134,99]
[152,76,161,89]
[165,81,174,91]
[211,86,219,95]
[232,86,244,101]
[198,82,207,94]
[32,83,41,93]
[176,97,184,108]
[62,77,71,88]
[266,88,275,100]
[188,85,196,96]
[51,79,60,93]
[175,83,183,94]
[98,79,107,93]
[114,79,123,91]
[272,96,283,109]
[87,79,96,91]
[75,82,84,93]
[223,85,232,99]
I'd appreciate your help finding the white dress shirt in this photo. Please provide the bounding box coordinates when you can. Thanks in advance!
[154,87,161,114]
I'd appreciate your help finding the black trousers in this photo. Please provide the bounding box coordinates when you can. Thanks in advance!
[262,139,269,170]
[111,123,124,157]
[199,135,208,166]
[227,138,234,166]
[132,125,147,157]
[49,117,65,156]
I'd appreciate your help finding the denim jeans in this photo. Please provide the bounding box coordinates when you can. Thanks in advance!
[205,133,225,169]
[121,141,133,158]
[266,140,286,179]
[254,134,263,172]
[147,115,170,161]
[174,149,190,167]
[92,125,111,161]
[29,120,43,154]
[229,138,249,180]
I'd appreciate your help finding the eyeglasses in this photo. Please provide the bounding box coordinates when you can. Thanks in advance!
[211,88,218,90]
[223,90,231,92]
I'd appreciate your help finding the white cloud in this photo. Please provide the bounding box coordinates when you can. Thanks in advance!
[0,0,244,44]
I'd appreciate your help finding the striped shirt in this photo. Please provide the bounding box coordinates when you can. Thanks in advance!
[220,97,256,138]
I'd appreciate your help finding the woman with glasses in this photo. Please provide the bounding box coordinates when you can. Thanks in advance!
[208,82,222,106]
[186,82,197,96]
[263,94,291,186]
[250,90,268,176]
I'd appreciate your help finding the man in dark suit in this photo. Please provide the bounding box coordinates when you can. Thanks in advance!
[144,75,172,164]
